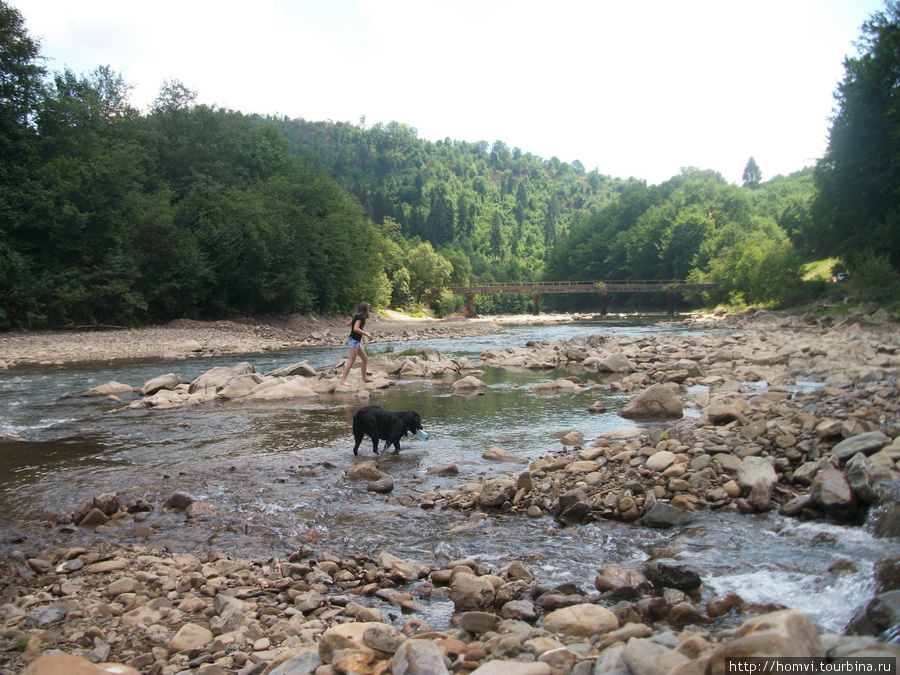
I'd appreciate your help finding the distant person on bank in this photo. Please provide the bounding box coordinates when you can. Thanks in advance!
[340,301,374,386]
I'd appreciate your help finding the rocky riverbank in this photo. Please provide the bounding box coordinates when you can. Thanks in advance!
[0,311,512,370]
[2,307,900,673]
[420,306,900,529]
[0,311,610,370]
[4,527,899,675]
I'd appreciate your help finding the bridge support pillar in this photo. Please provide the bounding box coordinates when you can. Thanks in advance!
[531,292,540,315]
[465,293,476,317]
[666,291,674,317]
[599,292,608,316]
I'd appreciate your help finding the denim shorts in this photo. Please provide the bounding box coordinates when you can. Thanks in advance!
[347,337,361,349]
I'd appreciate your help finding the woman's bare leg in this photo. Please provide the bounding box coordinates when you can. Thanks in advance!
[359,347,372,382]
[340,348,359,385]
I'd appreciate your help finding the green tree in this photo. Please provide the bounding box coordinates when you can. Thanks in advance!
[406,241,452,309]
[742,157,762,189]
[490,210,503,258]
[813,2,900,268]
[0,0,45,326]
[0,1,44,136]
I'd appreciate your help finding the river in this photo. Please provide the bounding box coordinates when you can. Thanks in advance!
[0,317,894,635]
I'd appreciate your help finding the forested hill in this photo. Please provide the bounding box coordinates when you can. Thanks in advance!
[271,118,631,278]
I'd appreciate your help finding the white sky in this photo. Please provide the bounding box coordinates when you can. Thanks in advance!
[13,0,885,185]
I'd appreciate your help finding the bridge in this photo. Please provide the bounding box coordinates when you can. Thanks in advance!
[447,280,723,316]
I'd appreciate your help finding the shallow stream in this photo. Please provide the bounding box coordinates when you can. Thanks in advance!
[0,317,895,635]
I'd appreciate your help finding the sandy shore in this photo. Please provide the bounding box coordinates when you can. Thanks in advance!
[0,311,604,369]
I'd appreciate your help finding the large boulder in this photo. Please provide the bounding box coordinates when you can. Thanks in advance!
[452,376,487,392]
[594,565,648,592]
[542,603,619,637]
[642,502,693,529]
[141,373,189,396]
[620,384,683,419]
[246,378,318,401]
[266,361,317,378]
[810,467,857,518]
[596,353,636,373]
[707,610,824,662]
[82,381,134,397]
[737,456,777,495]
[622,639,688,675]
[641,559,701,591]
[449,573,496,611]
[217,373,267,399]
[831,432,892,462]
[478,478,516,507]
[392,639,449,675]
[844,452,878,503]
[189,363,255,395]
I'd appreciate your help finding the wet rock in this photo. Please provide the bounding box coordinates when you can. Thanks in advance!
[641,559,702,591]
[831,431,892,462]
[845,590,900,637]
[460,611,500,634]
[596,353,635,373]
[426,463,459,476]
[346,462,386,481]
[667,601,713,626]
[620,384,683,419]
[501,599,539,622]
[479,478,516,507]
[559,430,584,446]
[708,609,825,660]
[483,447,525,462]
[164,491,196,510]
[93,492,121,515]
[319,622,375,662]
[363,623,405,653]
[82,381,135,397]
[450,573,496,611]
[641,503,693,529]
[622,638,688,675]
[367,475,394,493]
[452,376,487,392]
[844,453,878,503]
[392,638,449,675]
[810,467,857,518]
[594,565,647,592]
[873,502,900,538]
[749,475,775,511]
[532,379,580,392]
[189,362,255,395]
[588,400,608,413]
[78,508,109,527]
[266,360,317,378]
[558,498,591,524]
[542,603,619,637]
[707,593,743,617]
[378,552,429,582]
[737,456,777,495]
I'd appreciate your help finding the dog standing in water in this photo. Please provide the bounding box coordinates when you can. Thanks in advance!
[352,405,428,455]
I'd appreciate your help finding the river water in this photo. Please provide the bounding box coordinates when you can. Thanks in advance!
[0,317,895,635]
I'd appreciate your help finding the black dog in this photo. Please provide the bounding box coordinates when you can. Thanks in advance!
[352,405,424,455]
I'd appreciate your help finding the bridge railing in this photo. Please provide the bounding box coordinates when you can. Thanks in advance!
[447,280,721,292]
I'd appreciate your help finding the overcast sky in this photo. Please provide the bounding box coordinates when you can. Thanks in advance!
[13,0,885,185]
